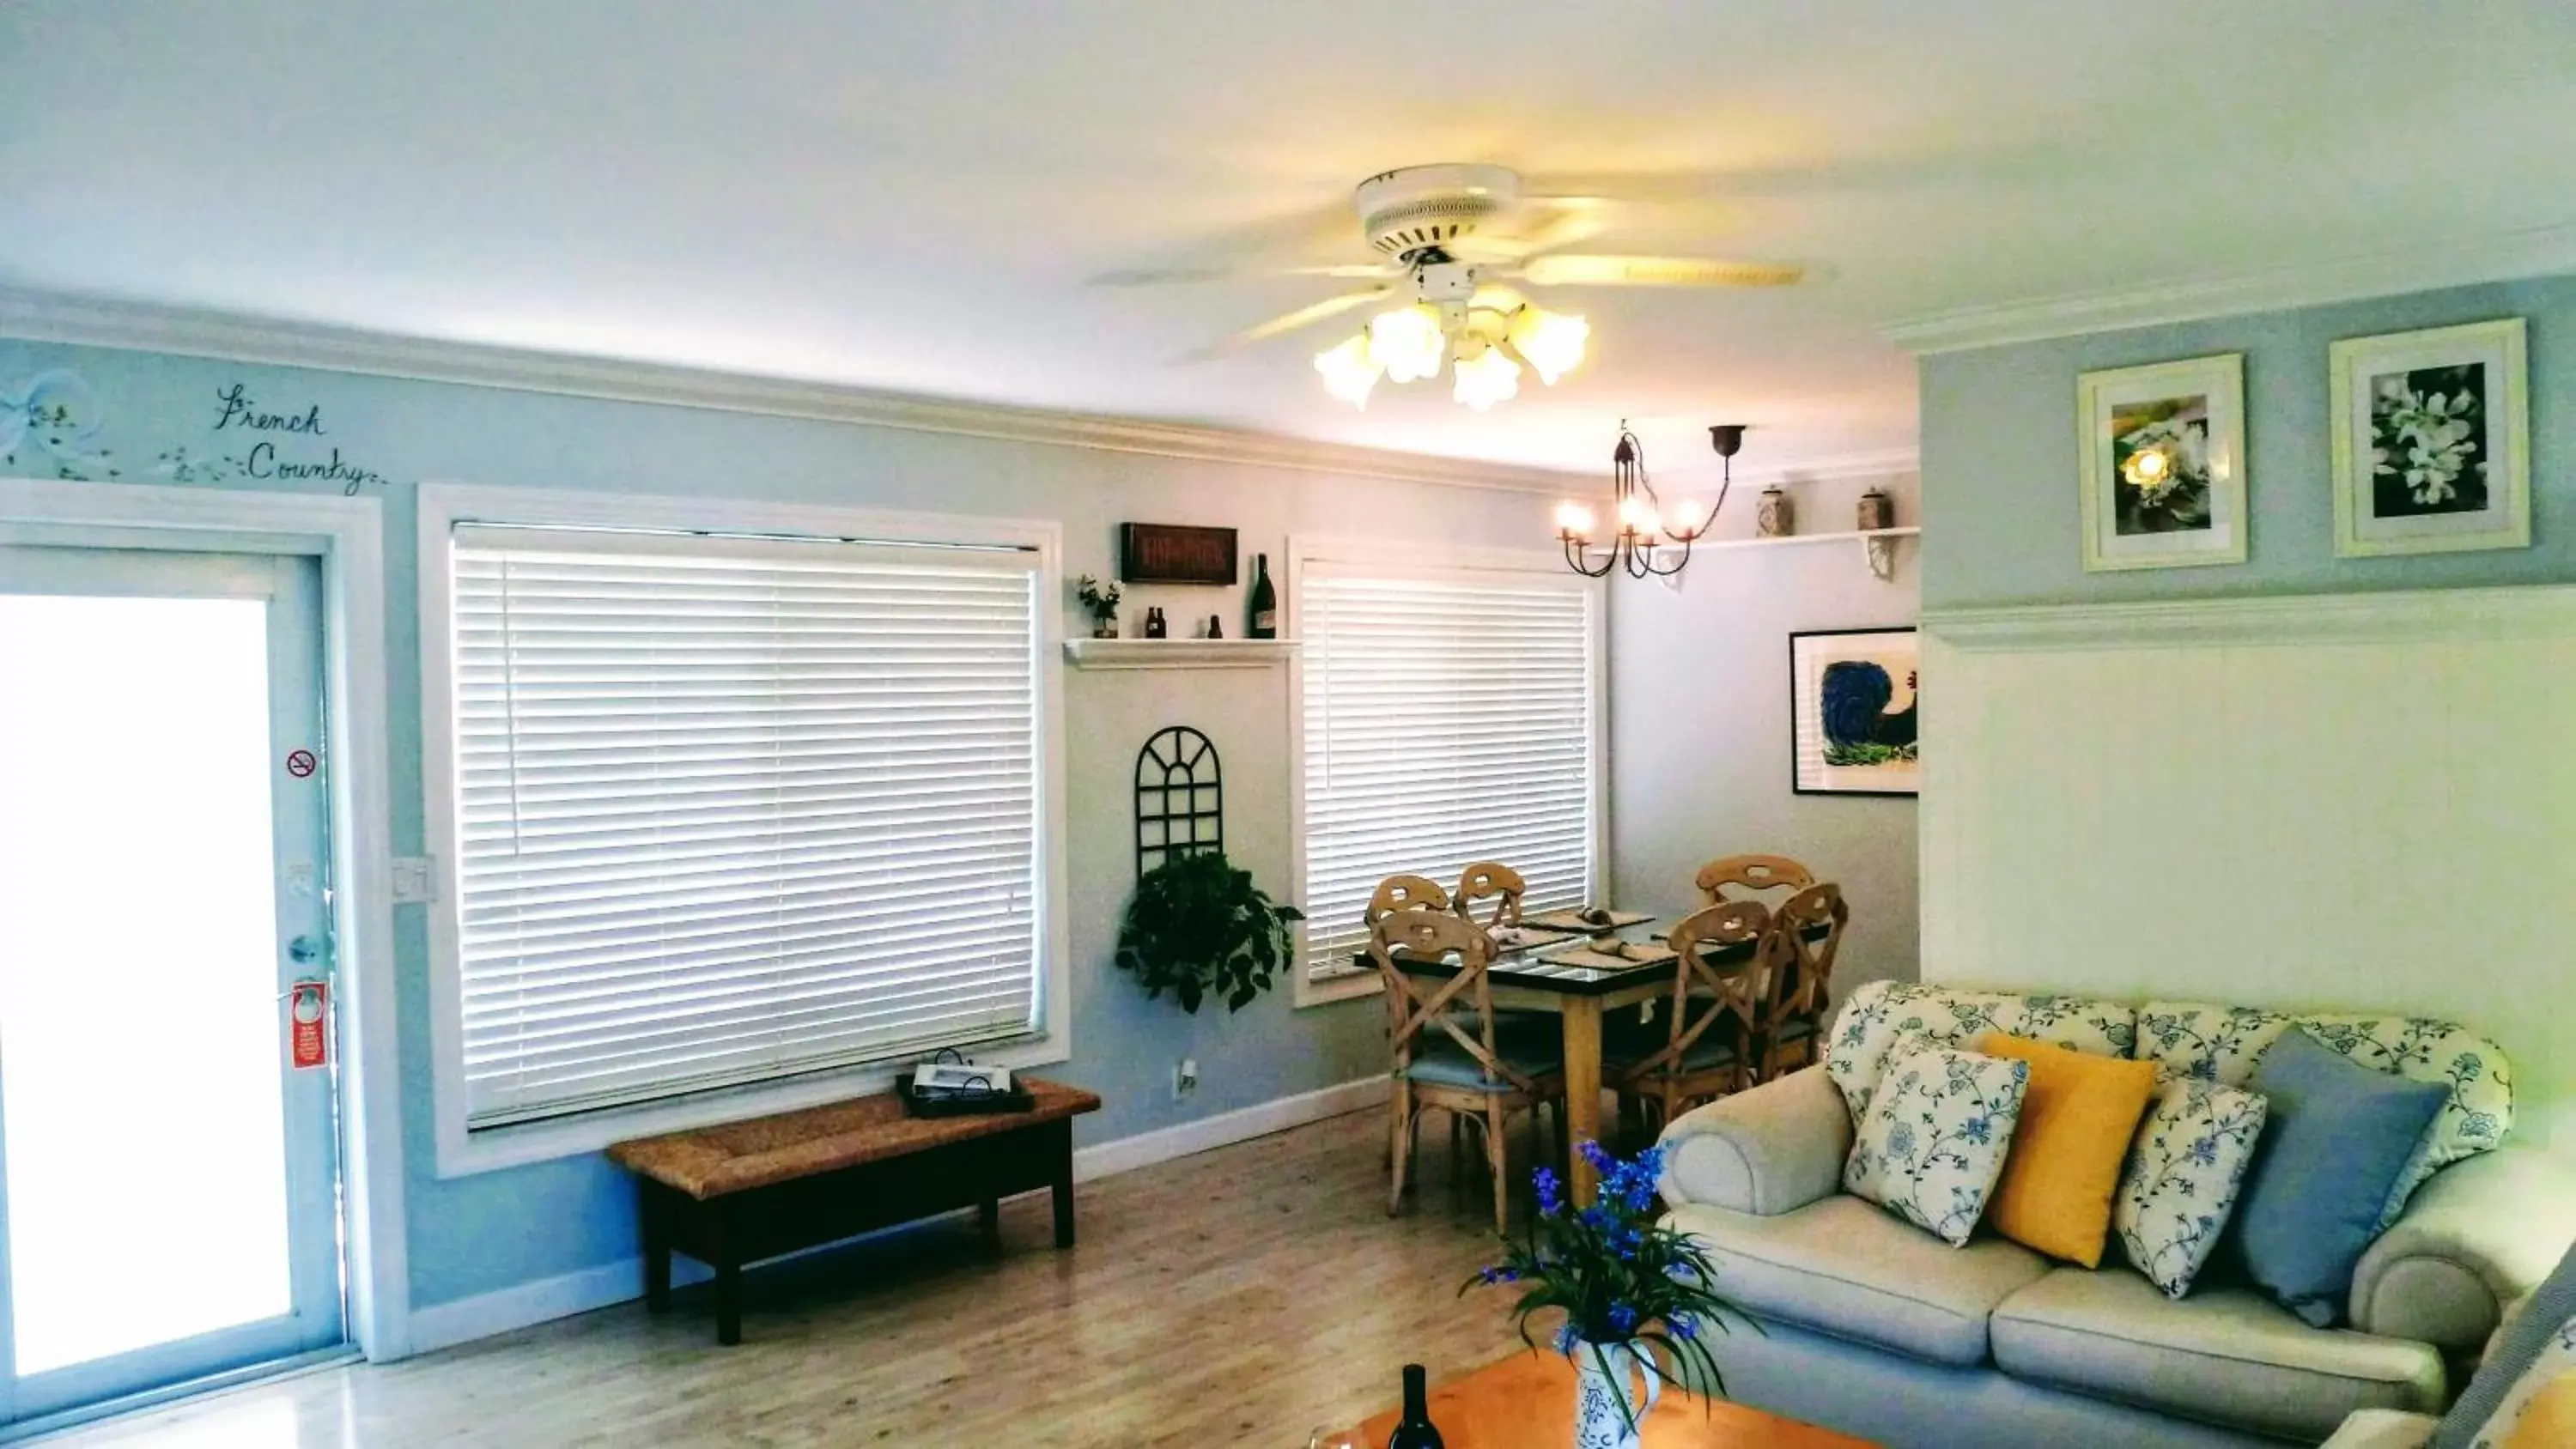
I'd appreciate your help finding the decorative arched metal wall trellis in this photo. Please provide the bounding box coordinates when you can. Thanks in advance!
[1134,726,1224,877]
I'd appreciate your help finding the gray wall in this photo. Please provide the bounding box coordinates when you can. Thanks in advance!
[1923,273,2576,610]
[0,336,1564,1313]
[1607,470,1922,1005]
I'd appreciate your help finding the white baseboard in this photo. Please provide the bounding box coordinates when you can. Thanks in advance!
[400,1073,1389,1357]
[1070,1074,1388,1182]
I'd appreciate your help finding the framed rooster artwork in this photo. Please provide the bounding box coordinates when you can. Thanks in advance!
[1789,627,1918,797]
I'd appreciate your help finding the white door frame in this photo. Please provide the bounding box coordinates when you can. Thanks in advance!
[0,479,410,1361]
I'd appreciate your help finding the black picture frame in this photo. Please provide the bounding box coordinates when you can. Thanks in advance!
[1119,523,1239,585]
[1788,626,1920,797]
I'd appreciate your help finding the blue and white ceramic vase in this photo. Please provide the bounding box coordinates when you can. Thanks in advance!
[1571,1339,1659,1449]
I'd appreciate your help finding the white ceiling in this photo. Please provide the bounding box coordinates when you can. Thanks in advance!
[3,2,2573,476]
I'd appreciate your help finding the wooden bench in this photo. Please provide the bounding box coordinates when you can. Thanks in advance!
[606,1077,1102,1343]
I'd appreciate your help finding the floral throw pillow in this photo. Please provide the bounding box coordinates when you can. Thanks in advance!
[2471,1313,2576,1449]
[2114,1078,2269,1298]
[1844,1043,2031,1247]
[1829,979,2133,1122]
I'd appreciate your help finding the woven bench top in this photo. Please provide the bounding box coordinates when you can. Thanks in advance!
[606,1077,1100,1200]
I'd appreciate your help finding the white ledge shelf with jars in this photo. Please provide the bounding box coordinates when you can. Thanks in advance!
[1061,638,1300,670]
[1694,526,1921,581]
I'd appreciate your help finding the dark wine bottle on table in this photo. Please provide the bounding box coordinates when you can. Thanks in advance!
[1248,552,1278,639]
[1388,1363,1444,1448]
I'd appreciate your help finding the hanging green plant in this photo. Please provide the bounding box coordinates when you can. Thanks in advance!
[1115,851,1303,1013]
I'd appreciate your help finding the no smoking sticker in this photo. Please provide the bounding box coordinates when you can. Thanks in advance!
[285,749,318,779]
[289,980,329,1070]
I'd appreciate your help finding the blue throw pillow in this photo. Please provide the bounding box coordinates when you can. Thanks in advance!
[2230,1028,2448,1327]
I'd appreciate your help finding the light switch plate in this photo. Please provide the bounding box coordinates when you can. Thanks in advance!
[390,857,437,905]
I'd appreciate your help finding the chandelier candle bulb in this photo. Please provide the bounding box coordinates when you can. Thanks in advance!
[1555,502,1595,540]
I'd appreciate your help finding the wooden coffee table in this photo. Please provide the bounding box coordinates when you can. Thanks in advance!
[1336,1352,1874,1447]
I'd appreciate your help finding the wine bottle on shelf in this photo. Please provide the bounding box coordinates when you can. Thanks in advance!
[1387,1364,1444,1449]
[1247,552,1278,639]
[1144,607,1166,640]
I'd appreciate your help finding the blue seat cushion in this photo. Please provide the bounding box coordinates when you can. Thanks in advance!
[1402,1034,1564,1091]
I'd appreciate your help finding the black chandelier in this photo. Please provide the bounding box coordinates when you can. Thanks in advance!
[1556,422,1745,579]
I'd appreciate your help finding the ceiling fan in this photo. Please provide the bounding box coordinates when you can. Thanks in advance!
[1097,163,1806,408]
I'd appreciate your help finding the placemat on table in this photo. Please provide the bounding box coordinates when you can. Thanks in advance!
[1523,906,1655,932]
[1540,941,1678,971]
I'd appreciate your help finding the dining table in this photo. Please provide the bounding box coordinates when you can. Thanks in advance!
[1359,909,1803,1207]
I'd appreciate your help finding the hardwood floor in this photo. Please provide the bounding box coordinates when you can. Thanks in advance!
[55,1108,1543,1447]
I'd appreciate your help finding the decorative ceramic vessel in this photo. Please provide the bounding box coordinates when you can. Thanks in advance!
[1092,621,1118,639]
[1756,486,1792,537]
[1857,487,1894,531]
[1571,1341,1660,1449]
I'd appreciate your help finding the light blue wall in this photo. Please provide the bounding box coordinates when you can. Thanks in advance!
[1922,274,2576,610]
[0,337,1563,1312]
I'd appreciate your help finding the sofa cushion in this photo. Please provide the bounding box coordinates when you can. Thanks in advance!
[2115,1077,2269,1299]
[2234,1031,2450,1328]
[1844,1043,2030,1247]
[1827,980,2135,1121]
[1665,1195,2050,1367]
[2134,1001,2512,1224]
[1980,1034,2160,1268]
[1990,1267,2446,1442]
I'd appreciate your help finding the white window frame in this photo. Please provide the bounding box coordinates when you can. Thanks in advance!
[418,483,1071,1176]
[1285,536,1607,1007]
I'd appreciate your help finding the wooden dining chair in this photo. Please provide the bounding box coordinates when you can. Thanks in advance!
[1372,910,1565,1235]
[1694,854,1815,906]
[1754,882,1848,1081]
[1606,900,1771,1136]
[1364,873,1451,927]
[1452,861,1527,931]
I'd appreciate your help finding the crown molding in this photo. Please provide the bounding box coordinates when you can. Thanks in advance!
[1880,222,2576,355]
[0,287,1595,494]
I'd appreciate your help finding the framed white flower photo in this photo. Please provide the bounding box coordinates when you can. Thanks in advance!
[2330,318,2529,557]
[2076,354,2248,572]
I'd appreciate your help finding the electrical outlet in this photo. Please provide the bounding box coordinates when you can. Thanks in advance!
[1173,1058,1200,1099]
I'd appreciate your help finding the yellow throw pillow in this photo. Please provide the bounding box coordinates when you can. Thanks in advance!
[2506,1371,2576,1448]
[1978,1033,2160,1267]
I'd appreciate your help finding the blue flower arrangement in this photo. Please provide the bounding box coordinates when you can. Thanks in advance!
[1463,1142,1747,1424]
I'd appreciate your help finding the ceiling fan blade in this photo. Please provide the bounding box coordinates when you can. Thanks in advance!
[1446,202,1612,266]
[1183,287,1392,361]
[1517,254,1805,288]
[1091,262,1394,287]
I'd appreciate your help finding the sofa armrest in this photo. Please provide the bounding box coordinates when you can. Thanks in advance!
[2350,1147,2576,1350]
[2319,1409,2439,1449]
[1655,1065,1850,1216]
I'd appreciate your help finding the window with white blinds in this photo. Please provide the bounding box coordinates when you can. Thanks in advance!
[1296,562,1599,981]
[448,525,1045,1129]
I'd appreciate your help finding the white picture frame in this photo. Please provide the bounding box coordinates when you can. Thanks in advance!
[2329,318,2530,558]
[2075,354,2248,573]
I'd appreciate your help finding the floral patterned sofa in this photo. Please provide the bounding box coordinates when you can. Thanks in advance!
[1654,981,2576,1449]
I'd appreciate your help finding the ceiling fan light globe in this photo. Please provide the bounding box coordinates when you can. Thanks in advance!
[1509,306,1589,385]
[1367,304,1447,384]
[1314,334,1382,409]
[1452,344,1521,409]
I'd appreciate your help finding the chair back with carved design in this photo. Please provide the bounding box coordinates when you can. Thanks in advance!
[1623,900,1770,1112]
[1759,882,1848,1077]
[1364,873,1451,930]
[1370,910,1530,1093]
[1452,861,1527,932]
[1694,854,1815,907]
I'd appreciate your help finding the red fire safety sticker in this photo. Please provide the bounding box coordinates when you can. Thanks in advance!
[289,980,329,1070]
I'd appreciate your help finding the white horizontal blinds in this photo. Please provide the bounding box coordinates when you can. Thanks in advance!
[1299,566,1596,977]
[451,525,1043,1128]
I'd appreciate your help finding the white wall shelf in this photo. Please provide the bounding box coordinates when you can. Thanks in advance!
[1062,638,1298,670]
[1691,525,1920,581]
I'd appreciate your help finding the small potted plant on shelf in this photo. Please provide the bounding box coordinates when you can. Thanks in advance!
[1075,574,1122,638]
[1465,1143,1748,1449]
[1114,850,1302,1013]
